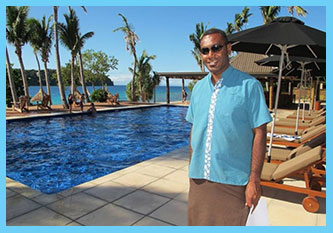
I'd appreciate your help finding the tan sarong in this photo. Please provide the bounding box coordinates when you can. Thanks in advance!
[188,179,250,226]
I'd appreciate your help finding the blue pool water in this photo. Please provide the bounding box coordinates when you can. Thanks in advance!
[6,106,191,194]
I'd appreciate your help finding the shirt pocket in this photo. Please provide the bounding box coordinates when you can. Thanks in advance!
[216,93,247,121]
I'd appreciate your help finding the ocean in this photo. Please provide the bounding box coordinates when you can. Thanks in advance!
[29,85,191,105]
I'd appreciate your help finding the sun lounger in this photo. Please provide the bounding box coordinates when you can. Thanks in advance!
[266,133,326,161]
[106,92,119,105]
[267,122,325,135]
[261,146,326,213]
[106,91,113,104]
[274,115,326,128]
[286,110,326,120]
[12,96,29,113]
[37,95,52,111]
[267,124,326,147]
[112,93,119,105]
[287,107,326,116]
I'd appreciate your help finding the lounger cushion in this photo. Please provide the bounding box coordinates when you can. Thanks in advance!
[275,119,311,127]
[266,148,291,161]
[271,146,322,180]
[309,116,326,127]
[261,163,279,181]
[291,133,326,158]
[300,124,326,143]
[267,126,304,135]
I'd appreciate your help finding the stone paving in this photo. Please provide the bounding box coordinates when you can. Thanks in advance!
[6,146,326,226]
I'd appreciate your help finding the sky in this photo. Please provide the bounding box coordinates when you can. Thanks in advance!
[6,6,326,86]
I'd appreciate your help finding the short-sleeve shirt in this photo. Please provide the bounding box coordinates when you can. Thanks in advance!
[186,65,272,186]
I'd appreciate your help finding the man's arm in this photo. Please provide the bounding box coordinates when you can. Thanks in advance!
[189,128,193,162]
[245,123,267,211]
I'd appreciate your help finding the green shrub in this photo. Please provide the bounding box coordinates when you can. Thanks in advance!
[126,81,140,101]
[188,80,197,93]
[90,89,108,102]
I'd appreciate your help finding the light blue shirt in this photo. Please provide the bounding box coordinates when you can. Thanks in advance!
[186,65,272,185]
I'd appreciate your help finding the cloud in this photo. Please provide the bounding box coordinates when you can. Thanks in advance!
[108,73,132,85]
[108,73,191,87]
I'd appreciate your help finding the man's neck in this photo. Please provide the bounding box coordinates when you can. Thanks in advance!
[210,64,230,86]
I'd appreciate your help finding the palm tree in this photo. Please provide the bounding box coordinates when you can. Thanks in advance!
[226,22,235,35]
[58,8,81,95]
[38,15,54,105]
[76,31,94,102]
[27,18,46,94]
[152,72,161,103]
[6,6,31,104]
[114,13,139,101]
[131,50,156,102]
[6,46,18,105]
[226,7,252,34]
[53,6,68,109]
[288,6,308,17]
[239,7,252,30]
[189,22,208,72]
[260,6,281,24]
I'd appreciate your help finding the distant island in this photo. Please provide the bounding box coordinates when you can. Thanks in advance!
[12,68,114,86]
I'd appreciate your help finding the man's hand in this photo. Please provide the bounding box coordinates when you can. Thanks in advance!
[245,178,261,213]
[246,124,266,212]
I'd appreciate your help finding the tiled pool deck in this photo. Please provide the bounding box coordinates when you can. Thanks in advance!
[6,145,326,226]
[6,105,326,226]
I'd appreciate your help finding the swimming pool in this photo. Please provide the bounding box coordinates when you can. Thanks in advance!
[6,106,191,194]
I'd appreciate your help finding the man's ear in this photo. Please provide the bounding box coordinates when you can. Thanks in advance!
[227,43,232,56]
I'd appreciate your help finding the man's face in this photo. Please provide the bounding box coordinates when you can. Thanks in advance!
[200,33,231,77]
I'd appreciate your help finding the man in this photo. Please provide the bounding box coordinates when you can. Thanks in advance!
[186,28,272,226]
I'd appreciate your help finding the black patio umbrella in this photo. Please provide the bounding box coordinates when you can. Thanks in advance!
[256,55,326,134]
[228,16,326,162]
[256,55,326,76]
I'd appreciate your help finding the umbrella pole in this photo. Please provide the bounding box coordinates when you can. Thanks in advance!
[295,63,305,135]
[309,76,313,115]
[302,71,308,122]
[267,45,287,163]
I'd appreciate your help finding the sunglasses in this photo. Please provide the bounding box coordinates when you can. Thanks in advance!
[200,44,224,55]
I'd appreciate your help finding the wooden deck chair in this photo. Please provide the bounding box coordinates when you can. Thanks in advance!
[274,115,326,128]
[106,91,113,104]
[267,122,325,135]
[286,110,326,120]
[37,95,52,111]
[111,93,119,105]
[287,107,326,117]
[266,133,326,162]
[13,96,29,113]
[267,124,326,148]
[73,90,82,106]
[261,146,326,213]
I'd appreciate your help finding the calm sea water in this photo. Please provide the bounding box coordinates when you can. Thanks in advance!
[29,85,191,105]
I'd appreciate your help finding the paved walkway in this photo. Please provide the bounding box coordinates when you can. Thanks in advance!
[6,146,326,226]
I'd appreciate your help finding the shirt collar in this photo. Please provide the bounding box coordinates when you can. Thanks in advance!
[221,65,233,82]
[207,65,234,90]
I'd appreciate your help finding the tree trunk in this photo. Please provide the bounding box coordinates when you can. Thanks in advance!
[34,51,43,91]
[70,55,75,94]
[131,53,137,101]
[138,75,143,102]
[53,6,69,109]
[43,61,52,105]
[6,47,18,105]
[78,49,90,102]
[101,78,105,90]
[16,47,30,105]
